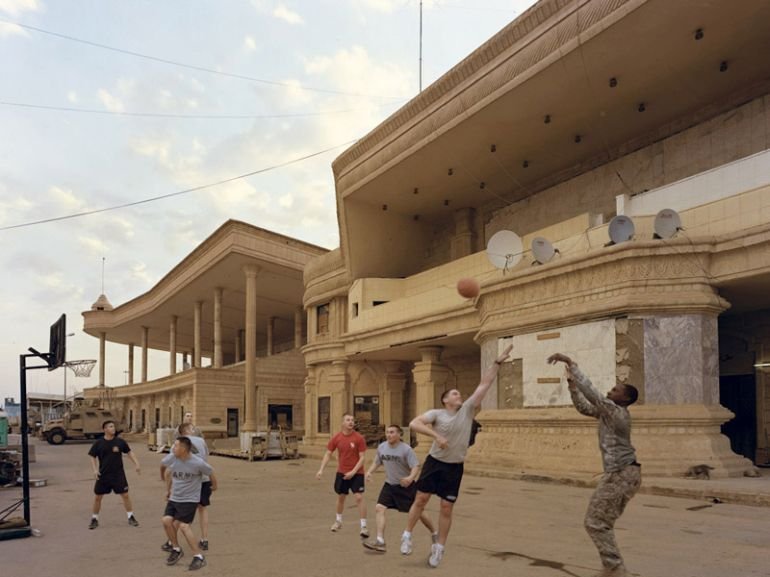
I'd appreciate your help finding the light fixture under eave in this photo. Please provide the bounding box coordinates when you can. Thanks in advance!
[754,362,770,368]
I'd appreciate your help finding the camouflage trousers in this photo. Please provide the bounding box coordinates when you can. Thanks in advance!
[584,464,641,570]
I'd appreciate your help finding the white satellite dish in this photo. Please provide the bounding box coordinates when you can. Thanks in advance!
[531,237,557,264]
[653,208,682,239]
[487,230,523,271]
[608,215,635,244]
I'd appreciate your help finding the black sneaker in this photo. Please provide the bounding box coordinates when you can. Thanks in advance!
[199,540,209,551]
[166,548,184,566]
[128,515,139,527]
[189,556,207,571]
[88,518,98,530]
[161,541,174,552]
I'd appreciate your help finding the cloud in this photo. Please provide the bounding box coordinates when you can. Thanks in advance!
[272,3,303,25]
[0,21,26,36]
[243,35,257,51]
[77,235,109,256]
[97,88,125,113]
[49,185,86,211]
[0,0,42,17]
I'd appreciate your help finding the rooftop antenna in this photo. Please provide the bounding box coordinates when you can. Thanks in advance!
[419,0,423,93]
[101,256,105,294]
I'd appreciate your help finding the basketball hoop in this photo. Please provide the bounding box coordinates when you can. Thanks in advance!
[65,360,97,378]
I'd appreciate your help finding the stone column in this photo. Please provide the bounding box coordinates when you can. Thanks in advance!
[194,301,202,368]
[382,361,407,427]
[169,315,178,375]
[127,343,134,385]
[141,326,149,382]
[412,347,450,449]
[328,360,350,432]
[294,306,303,349]
[243,265,260,432]
[303,367,316,442]
[267,317,275,356]
[451,207,476,260]
[213,287,223,368]
[98,332,106,386]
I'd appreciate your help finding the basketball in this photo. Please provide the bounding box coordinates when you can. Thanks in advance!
[456,278,480,299]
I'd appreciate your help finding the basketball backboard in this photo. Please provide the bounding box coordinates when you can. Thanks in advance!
[48,314,66,371]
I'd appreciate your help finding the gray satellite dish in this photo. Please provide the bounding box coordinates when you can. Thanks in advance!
[531,237,557,264]
[487,230,523,271]
[653,208,682,239]
[608,215,635,244]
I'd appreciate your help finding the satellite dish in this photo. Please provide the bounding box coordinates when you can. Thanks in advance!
[653,208,682,239]
[531,237,557,264]
[608,215,635,245]
[487,230,523,271]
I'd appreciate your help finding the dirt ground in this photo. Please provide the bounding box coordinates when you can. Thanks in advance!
[2,438,769,577]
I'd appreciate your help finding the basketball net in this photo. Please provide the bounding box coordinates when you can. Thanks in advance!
[65,359,97,378]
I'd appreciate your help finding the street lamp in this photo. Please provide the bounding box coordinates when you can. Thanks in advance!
[62,332,75,414]
[123,370,129,385]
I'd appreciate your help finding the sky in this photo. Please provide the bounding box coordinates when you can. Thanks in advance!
[0,0,538,405]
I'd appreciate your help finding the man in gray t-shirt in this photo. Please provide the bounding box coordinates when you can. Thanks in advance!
[362,425,436,553]
[401,343,513,568]
[160,436,217,571]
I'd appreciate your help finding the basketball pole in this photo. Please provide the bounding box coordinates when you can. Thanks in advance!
[17,352,50,531]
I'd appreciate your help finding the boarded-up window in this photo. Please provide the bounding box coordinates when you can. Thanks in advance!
[318,397,331,433]
[317,304,330,335]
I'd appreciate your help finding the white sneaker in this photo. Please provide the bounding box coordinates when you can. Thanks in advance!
[400,535,413,555]
[330,520,342,532]
[428,543,444,568]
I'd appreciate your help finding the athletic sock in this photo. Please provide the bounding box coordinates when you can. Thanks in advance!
[360,519,367,528]
[91,514,99,520]
[435,543,445,552]
[336,513,343,522]
[402,530,412,539]
[194,554,204,559]
[126,511,134,518]
[173,547,181,552]
[376,536,385,545]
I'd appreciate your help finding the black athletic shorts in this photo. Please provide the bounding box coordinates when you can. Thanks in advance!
[334,472,365,495]
[377,482,417,513]
[415,455,464,503]
[94,474,129,495]
[164,501,198,524]
[199,481,212,507]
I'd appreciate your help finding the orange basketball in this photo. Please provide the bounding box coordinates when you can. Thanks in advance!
[457,278,480,299]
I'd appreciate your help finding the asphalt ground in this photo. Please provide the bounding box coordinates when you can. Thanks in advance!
[2,438,769,577]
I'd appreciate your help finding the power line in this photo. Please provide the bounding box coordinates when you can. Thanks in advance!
[0,99,404,120]
[0,140,356,231]
[1,19,406,101]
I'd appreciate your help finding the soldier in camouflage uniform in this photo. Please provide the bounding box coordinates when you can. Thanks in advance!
[548,353,641,577]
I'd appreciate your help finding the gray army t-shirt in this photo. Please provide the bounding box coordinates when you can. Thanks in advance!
[188,436,210,483]
[161,453,213,503]
[425,400,475,464]
[375,441,419,485]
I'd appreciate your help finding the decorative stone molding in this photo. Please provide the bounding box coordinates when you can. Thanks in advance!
[466,404,753,479]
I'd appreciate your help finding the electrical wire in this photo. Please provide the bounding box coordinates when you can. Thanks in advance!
[0,139,357,232]
[0,19,406,101]
[0,99,405,120]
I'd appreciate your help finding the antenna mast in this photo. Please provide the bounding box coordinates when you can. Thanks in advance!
[419,0,423,93]
[101,256,105,294]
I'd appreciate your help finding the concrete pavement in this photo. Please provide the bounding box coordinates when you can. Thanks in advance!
[2,438,769,577]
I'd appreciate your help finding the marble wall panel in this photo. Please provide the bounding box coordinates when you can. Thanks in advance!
[492,319,618,407]
[643,314,719,404]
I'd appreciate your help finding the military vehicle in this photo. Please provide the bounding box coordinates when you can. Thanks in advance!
[43,405,126,445]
